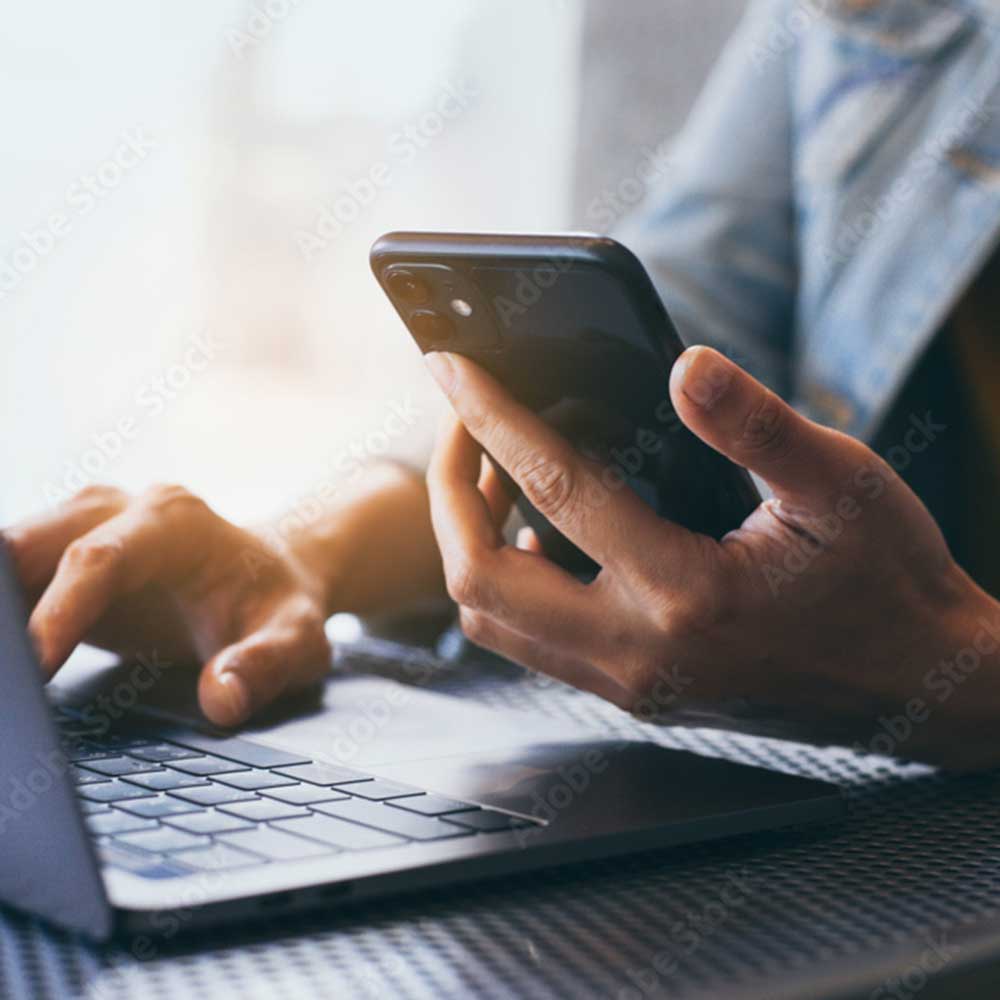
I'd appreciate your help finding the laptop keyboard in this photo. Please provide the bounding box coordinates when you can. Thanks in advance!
[54,711,538,880]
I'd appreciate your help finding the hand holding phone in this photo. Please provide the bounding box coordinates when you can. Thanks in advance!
[371,231,760,575]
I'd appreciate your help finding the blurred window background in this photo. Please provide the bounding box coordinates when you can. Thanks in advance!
[0,1,583,524]
[0,0,741,527]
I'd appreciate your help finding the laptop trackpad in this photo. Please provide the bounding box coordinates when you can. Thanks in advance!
[243,674,586,767]
[371,740,842,835]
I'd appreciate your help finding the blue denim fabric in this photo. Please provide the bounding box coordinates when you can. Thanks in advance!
[617,0,1000,442]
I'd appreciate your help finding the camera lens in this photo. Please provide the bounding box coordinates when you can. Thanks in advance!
[386,269,431,305]
[410,310,455,343]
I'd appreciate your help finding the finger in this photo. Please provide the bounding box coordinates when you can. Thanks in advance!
[199,599,331,727]
[425,351,689,570]
[429,415,504,552]
[669,346,870,504]
[2,486,128,605]
[428,421,616,661]
[29,485,218,675]
[458,608,632,709]
[478,456,515,529]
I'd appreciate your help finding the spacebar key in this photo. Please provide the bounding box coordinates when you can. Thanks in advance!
[274,815,405,852]
[220,826,335,861]
[313,799,474,841]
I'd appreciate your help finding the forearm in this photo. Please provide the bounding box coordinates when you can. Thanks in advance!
[265,462,446,619]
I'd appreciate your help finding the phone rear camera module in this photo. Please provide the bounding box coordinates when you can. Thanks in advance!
[410,310,455,344]
[387,269,432,305]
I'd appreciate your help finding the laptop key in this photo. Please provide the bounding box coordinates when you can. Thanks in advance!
[262,785,351,806]
[71,765,111,786]
[164,810,255,835]
[220,826,335,861]
[175,843,262,871]
[81,780,158,803]
[387,794,481,817]
[313,800,472,842]
[80,800,113,815]
[274,815,404,852]
[345,779,423,801]
[220,799,312,822]
[80,756,163,778]
[90,733,154,751]
[169,785,259,806]
[117,827,212,854]
[160,733,312,769]
[273,763,372,787]
[168,757,250,777]
[118,795,202,819]
[87,811,159,836]
[215,770,297,791]
[128,743,203,763]
[64,745,121,763]
[99,845,192,879]
[124,771,210,791]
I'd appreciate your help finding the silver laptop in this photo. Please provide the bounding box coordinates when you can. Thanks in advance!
[0,544,843,941]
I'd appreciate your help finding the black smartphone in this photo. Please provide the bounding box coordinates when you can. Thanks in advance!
[370,231,761,576]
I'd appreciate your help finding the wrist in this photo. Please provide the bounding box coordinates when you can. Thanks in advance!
[258,462,443,619]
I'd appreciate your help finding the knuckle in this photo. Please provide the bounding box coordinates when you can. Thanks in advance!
[142,483,209,520]
[514,452,575,521]
[63,536,123,575]
[651,589,717,640]
[443,551,490,610]
[741,394,793,458]
[69,484,127,516]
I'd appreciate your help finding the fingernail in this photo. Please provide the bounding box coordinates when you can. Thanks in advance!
[425,351,457,395]
[217,670,251,723]
[676,346,732,410]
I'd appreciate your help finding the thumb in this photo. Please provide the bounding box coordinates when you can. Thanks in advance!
[198,608,331,727]
[669,346,863,503]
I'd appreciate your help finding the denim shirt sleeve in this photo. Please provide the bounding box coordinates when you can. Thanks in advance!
[614,0,797,395]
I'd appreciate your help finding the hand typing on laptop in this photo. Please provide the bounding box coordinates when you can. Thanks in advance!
[3,349,999,768]
[1,463,443,727]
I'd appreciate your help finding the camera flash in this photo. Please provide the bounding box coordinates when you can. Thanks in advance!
[450,298,473,317]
